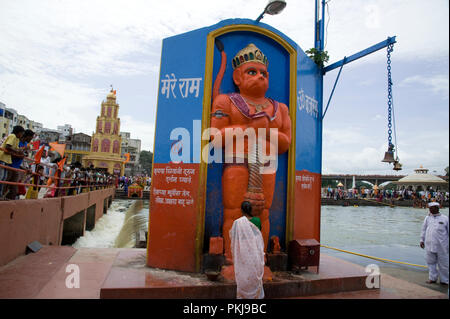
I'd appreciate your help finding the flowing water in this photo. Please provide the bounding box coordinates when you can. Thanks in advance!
[72,200,148,249]
[114,200,148,248]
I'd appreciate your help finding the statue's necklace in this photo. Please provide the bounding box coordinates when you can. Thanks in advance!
[242,97,269,112]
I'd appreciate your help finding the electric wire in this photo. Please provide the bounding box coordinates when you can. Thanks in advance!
[324,0,331,49]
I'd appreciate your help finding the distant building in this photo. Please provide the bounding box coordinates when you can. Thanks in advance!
[0,102,10,139]
[30,121,43,133]
[0,105,20,139]
[120,132,142,176]
[82,89,124,175]
[5,108,18,134]
[38,128,60,144]
[17,114,32,130]
[57,124,73,143]
[65,132,91,164]
[394,166,448,191]
[0,103,42,138]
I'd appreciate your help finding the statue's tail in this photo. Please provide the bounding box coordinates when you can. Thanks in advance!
[212,38,227,101]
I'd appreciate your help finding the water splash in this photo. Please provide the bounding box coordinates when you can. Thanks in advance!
[114,200,149,248]
[72,200,145,248]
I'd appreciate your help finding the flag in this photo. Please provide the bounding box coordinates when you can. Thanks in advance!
[31,140,40,150]
[123,153,130,163]
[49,142,66,157]
[34,146,45,163]
[57,157,67,171]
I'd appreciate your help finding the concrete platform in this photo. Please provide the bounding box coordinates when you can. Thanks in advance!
[100,250,377,298]
[0,246,77,299]
[0,246,447,299]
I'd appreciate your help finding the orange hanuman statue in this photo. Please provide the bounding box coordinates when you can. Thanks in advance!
[210,42,292,263]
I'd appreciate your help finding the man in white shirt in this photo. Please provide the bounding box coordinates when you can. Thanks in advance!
[420,202,449,285]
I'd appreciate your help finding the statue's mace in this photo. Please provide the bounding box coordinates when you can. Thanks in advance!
[246,140,265,215]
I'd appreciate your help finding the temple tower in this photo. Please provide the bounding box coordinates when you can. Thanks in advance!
[83,88,124,175]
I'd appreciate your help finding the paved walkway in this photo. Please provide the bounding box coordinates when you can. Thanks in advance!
[0,246,447,299]
[291,273,448,299]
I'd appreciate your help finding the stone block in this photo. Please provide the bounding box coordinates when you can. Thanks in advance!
[202,254,225,273]
[209,237,223,255]
[267,253,288,272]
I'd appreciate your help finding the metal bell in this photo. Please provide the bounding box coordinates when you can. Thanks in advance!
[382,144,396,163]
[393,161,402,171]
[382,151,395,163]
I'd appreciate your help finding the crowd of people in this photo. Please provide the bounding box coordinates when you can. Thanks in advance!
[118,175,151,191]
[0,125,116,200]
[322,186,449,207]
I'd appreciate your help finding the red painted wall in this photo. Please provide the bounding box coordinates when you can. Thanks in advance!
[293,170,321,242]
[0,188,114,266]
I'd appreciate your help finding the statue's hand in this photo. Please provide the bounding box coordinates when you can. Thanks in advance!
[244,191,265,216]
[266,127,278,140]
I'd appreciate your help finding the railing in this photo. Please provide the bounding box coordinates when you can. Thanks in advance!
[0,149,116,200]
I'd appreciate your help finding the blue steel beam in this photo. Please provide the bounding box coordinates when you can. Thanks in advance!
[323,36,396,74]
[315,0,319,50]
[320,0,325,52]
[322,57,346,119]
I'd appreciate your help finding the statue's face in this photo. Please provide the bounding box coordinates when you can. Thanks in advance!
[233,62,269,97]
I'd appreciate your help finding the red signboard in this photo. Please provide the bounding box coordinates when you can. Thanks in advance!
[147,163,200,272]
[293,170,321,242]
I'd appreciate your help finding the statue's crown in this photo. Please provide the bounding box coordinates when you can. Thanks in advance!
[232,43,268,70]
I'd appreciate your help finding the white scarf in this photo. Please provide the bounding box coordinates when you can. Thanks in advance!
[230,216,265,299]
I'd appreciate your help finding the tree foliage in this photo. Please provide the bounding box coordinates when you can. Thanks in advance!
[139,150,153,174]
[305,48,330,68]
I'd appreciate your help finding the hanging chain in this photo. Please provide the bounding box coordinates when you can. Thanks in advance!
[386,43,394,149]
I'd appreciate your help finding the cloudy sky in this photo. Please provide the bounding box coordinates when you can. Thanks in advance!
[0,0,448,175]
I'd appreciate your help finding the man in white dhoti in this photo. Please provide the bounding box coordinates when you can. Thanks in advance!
[420,202,449,285]
[230,201,265,299]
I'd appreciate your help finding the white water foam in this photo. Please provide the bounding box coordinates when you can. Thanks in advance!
[72,200,135,248]
[114,208,148,248]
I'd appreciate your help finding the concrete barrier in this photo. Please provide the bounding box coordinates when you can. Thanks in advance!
[61,209,86,245]
[0,187,115,266]
[88,189,111,221]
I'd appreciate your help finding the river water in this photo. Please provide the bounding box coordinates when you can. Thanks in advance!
[321,205,449,294]
[321,205,449,260]
[73,199,448,294]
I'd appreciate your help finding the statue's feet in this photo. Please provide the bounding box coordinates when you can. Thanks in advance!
[263,266,273,282]
[224,253,233,265]
[220,265,273,283]
[220,265,235,282]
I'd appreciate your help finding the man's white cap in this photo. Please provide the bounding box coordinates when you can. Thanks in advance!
[428,202,440,207]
